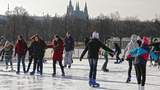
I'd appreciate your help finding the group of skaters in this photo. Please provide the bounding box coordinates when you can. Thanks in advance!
[0,31,74,77]
[0,31,160,90]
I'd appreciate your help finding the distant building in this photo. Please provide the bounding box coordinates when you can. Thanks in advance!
[66,0,89,19]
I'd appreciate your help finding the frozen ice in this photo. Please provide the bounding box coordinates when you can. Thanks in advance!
[0,59,160,90]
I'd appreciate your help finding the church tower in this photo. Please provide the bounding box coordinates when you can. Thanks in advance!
[66,0,73,16]
[84,2,89,18]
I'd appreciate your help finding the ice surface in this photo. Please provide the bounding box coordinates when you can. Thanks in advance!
[0,59,160,90]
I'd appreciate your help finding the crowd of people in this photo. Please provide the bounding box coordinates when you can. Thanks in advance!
[0,31,160,90]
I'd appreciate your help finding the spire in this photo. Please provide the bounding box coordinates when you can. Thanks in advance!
[76,2,80,11]
[8,4,9,11]
[69,0,73,8]
[84,2,88,17]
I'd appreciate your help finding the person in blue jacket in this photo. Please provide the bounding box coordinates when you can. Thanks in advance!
[127,37,157,90]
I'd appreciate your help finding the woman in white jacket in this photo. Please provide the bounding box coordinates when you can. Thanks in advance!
[121,34,139,83]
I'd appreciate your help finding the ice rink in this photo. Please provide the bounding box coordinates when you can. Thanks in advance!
[0,59,160,90]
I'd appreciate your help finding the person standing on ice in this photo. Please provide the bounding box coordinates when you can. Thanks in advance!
[25,38,40,73]
[46,34,65,77]
[63,31,74,68]
[28,34,46,76]
[14,35,28,74]
[121,34,139,83]
[112,41,122,64]
[0,41,14,70]
[0,36,8,62]
[80,31,114,87]
[137,36,142,47]
[101,40,112,72]
[127,37,157,90]
[149,38,160,66]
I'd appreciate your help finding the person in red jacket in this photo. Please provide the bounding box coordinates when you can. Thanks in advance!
[46,34,65,77]
[14,35,28,74]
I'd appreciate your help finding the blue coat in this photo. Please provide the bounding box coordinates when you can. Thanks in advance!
[128,43,157,66]
[64,36,74,51]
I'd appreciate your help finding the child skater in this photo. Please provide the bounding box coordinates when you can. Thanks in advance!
[80,31,114,87]
[14,35,28,74]
[0,41,14,70]
[46,34,65,77]
[121,34,139,83]
[127,37,157,90]
[112,41,122,64]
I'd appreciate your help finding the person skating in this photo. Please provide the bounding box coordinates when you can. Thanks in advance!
[64,31,74,68]
[149,38,160,67]
[137,36,142,47]
[112,41,122,64]
[28,34,46,76]
[101,40,111,72]
[25,38,40,73]
[0,41,14,70]
[46,34,65,77]
[127,37,157,90]
[14,35,28,74]
[0,36,8,62]
[121,34,139,83]
[80,31,114,87]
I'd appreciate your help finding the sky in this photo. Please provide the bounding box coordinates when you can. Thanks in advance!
[0,0,160,21]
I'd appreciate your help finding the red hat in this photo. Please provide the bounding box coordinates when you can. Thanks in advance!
[142,37,149,45]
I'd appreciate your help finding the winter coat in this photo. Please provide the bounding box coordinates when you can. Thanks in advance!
[149,42,160,51]
[0,36,8,46]
[28,40,46,58]
[103,44,110,55]
[0,44,14,59]
[114,43,121,53]
[46,40,64,61]
[137,40,142,47]
[127,43,157,66]
[15,41,27,56]
[85,37,90,46]
[64,36,74,51]
[122,34,139,58]
[80,38,114,59]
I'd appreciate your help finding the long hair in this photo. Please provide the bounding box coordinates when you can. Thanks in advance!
[30,34,42,43]
[16,35,26,43]
[54,34,64,44]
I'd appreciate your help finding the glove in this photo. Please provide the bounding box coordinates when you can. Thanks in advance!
[14,53,16,57]
[109,53,114,57]
[80,58,82,61]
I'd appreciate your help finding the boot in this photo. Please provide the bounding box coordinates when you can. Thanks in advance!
[30,71,35,75]
[11,65,13,71]
[63,65,67,68]
[92,79,100,87]
[37,69,40,73]
[52,72,56,77]
[141,86,145,90]
[23,68,27,74]
[6,65,8,70]
[40,71,43,76]
[62,72,65,77]
[89,78,92,86]
[16,68,20,74]
[101,66,109,72]
[126,76,131,83]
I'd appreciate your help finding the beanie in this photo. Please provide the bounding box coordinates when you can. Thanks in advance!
[92,31,99,39]
[137,36,141,40]
[112,41,115,44]
[142,37,149,45]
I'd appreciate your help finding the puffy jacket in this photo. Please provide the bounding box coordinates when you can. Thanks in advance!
[0,44,14,59]
[64,36,74,51]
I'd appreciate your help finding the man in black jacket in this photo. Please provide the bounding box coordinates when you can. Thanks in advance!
[112,41,122,64]
[80,31,114,87]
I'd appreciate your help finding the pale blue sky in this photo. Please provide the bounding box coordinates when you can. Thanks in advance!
[0,0,160,20]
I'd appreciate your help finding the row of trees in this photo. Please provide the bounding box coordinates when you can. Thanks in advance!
[0,6,160,45]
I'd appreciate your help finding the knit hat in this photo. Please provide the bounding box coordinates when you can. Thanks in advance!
[142,37,149,45]
[92,31,99,39]
[106,40,110,44]
[137,36,141,40]
[112,41,115,44]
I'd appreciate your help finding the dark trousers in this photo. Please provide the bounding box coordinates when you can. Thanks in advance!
[135,64,146,86]
[155,51,160,65]
[127,57,138,77]
[27,55,39,72]
[116,52,120,61]
[33,57,43,73]
[53,60,64,74]
[88,58,98,79]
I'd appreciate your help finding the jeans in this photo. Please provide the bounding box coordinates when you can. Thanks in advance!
[5,58,12,66]
[33,57,43,73]
[103,55,108,68]
[17,55,25,71]
[135,64,146,86]
[88,58,98,79]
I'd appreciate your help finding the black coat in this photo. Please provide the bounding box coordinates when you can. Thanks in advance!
[84,37,90,46]
[137,40,142,47]
[114,43,121,53]
[149,42,160,51]
[28,40,46,58]
[64,36,74,51]
[80,38,114,59]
